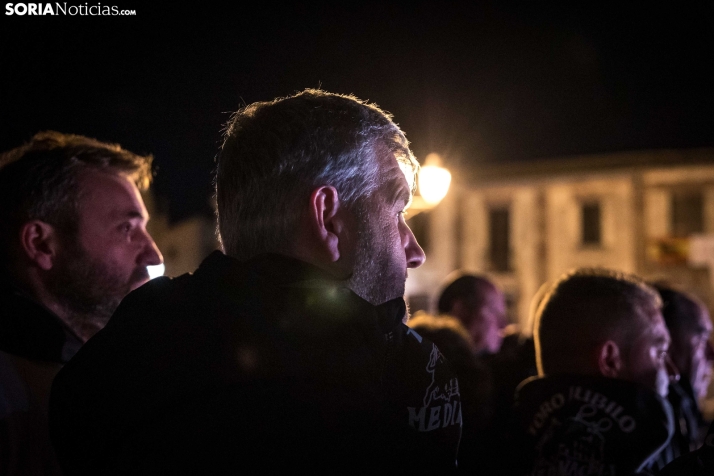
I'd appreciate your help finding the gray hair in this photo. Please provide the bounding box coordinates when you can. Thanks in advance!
[216,89,417,260]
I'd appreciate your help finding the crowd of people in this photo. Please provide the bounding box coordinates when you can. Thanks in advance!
[1,89,712,475]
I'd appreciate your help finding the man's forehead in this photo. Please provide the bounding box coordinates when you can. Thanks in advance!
[78,169,148,216]
[629,305,665,334]
[398,159,416,194]
[647,311,671,342]
[379,153,414,201]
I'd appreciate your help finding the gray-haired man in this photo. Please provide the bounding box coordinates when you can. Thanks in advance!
[50,90,462,474]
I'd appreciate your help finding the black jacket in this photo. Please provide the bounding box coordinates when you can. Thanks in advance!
[0,276,82,476]
[509,374,674,476]
[651,380,708,470]
[49,252,462,475]
[659,419,714,475]
[0,275,81,364]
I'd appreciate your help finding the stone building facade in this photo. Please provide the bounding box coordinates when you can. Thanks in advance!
[406,148,714,335]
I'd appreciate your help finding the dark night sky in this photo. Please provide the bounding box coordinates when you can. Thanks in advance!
[2,2,713,221]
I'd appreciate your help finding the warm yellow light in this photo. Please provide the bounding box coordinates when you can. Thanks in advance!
[418,155,451,205]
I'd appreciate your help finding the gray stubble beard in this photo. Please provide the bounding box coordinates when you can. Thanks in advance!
[346,204,405,307]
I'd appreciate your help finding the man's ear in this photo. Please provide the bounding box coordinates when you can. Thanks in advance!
[308,186,344,263]
[19,220,59,271]
[597,340,623,378]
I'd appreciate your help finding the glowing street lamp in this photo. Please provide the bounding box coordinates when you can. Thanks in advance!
[409,153,451,214]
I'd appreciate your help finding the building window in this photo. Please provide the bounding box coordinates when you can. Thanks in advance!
[581,202,601,246]
[671,191,703,237]
[488,207,510,272]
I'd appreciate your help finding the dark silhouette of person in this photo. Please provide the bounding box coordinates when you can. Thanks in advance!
[408,313,494,473]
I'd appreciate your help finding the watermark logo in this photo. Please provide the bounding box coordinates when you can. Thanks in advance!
[5,3,136,16]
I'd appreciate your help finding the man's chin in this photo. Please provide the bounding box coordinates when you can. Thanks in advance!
[129,269,151,291]
[350,287,404,307]
[378,288,406,307]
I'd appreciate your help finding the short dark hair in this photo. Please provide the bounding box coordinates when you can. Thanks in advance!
[535,268,661,376]
[0,131,153,268]
[437,273,497,315]
[216,89,417,260]
[408,313,476,368]
[653,283,704,340]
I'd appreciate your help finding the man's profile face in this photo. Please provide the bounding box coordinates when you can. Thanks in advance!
[621,309,675,398]
[469,286,506,354]
[49,169,162,335]
[346,152,425,306]
[677,304,714,399]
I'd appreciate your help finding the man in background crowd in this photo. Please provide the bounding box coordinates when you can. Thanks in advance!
[408,313,494,474]
[0,131,163,475]
[437,273,507,355]
[651,284,714,469]
[510,268,679,475]
[49,90,462,474]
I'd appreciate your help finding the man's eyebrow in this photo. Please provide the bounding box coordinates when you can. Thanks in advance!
[111,209,147,220]
[389,179,411,205]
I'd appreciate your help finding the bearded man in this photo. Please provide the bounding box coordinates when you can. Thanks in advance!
[49,90,462,475]
[0,131,163,475]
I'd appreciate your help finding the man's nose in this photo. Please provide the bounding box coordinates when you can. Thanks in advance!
[665,353,680,382]
[404,224,426,269]
[138,230,163,267]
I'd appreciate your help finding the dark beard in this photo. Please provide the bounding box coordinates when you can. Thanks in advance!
[47,240,146,337]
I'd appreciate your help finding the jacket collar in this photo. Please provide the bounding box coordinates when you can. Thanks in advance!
[196,251,407,332]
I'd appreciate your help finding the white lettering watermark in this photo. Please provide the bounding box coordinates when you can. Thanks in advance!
[5,3,136,16]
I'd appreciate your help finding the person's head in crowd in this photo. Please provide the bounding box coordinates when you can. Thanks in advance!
[0,131,163,340]
[216,89,425,306]
[534,268,679,397]
[437,273,506,354]
[524,280,552,339]
[654,283,714,400]
[408,312,477,367]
